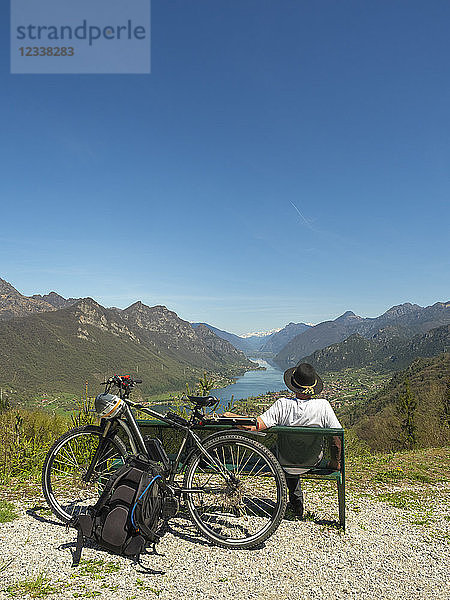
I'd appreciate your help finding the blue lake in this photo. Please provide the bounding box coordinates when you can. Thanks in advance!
[211,359,285,408]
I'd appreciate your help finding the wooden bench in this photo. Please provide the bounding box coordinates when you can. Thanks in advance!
[137,419,345,531]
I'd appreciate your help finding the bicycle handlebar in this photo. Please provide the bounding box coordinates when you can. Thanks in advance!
[101,375,142,387]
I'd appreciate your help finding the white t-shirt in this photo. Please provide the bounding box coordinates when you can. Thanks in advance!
[260,397,341,473]
[260,396,341,429]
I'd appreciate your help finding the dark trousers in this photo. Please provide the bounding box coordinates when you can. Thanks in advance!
[286,475,304,509]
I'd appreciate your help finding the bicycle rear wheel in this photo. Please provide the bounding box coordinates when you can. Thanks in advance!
[183,433,287,549]
[42,425,127,522]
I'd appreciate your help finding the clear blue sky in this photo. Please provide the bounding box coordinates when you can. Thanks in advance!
[1,1,449,335]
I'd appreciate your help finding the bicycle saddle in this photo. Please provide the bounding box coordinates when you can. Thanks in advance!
[187,395,218,407]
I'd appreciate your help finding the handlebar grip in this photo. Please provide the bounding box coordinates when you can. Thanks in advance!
[134,378,143,384]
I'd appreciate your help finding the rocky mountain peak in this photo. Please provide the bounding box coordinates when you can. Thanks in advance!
[74,298,106,324]
[382,303,422,318]
[122,301,192,337]
[75,297,102,311]
[125,302,172,316]
[0,277,55,320]
[335,310,361,322]
[0,278,20,296]
[31,291,77,309]
[73,298,139,342]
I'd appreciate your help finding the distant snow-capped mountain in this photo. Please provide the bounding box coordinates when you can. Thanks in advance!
[240,328,282,338]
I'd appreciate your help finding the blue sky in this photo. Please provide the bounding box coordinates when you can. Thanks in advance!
[1,1,449,335]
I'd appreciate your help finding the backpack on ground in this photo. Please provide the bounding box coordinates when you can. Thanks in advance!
[69,454,166,566]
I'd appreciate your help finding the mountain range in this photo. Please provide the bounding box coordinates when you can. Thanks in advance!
[1,276,448,403]
[0,278,254,400]
[191,323,260,353]
[274,302,450,369]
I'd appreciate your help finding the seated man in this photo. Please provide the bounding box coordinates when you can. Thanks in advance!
[224,363,342,518]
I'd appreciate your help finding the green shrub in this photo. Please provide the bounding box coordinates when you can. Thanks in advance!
[0,409,68,483]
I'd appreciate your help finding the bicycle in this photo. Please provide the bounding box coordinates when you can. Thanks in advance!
[42,375,287,549]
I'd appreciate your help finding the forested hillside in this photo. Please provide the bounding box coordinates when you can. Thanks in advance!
[337,353,449,452]
[302,324,449,373]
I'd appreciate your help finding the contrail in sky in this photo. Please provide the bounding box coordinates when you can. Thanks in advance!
[289,201,312,227]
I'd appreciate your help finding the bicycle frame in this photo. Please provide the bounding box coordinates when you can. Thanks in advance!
[90,401,239,492]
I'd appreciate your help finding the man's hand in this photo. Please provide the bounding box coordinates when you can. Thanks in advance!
[222,412,267,432]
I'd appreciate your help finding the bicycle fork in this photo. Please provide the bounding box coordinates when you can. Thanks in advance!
[82,421,113,484]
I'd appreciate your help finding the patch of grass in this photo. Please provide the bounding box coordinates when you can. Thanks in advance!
[0,500,19,523]
[347,446,450,492]
[135,579,161,594]
[373,468,407,483]
[101,583,119,591]
[376,490,420,510]
[409,472,433,484]
[0,409,69,483]
[411,515,434,526]
[32,505,53,517]
[5,572,60,598]
[74,559,121,580]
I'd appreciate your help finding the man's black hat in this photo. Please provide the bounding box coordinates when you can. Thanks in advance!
[283,363,323,395]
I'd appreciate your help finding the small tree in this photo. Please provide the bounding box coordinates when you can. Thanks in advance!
[396,378,417,449]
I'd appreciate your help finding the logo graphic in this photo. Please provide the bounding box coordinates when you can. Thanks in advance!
[11,0,151,74]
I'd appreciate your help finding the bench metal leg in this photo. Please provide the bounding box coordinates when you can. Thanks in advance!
[337,474,345,531]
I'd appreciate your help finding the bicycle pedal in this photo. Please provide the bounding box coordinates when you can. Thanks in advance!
[162,497,179,519]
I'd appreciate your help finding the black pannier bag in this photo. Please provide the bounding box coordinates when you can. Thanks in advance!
[69,455,166,566]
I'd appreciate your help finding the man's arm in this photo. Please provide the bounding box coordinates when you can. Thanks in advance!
[222,412,267,431]
[327,435,342,470]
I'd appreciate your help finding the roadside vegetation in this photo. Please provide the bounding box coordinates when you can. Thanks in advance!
[0,397,95,486]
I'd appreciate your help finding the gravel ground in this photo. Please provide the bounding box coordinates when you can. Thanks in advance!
[0,485,449,600]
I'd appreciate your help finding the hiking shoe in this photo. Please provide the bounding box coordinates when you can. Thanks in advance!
[288,501,304,519]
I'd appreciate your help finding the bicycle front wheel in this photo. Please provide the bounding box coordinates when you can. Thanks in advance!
[42,425,127,523]
[183,433,287,549]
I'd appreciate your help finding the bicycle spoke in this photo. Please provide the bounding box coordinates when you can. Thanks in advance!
[245,459,272,479]
[57,447,79,469]
[185,436,285,546]
[235,448,254,477]
[44,430,127,523]
[242,495,273,518]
